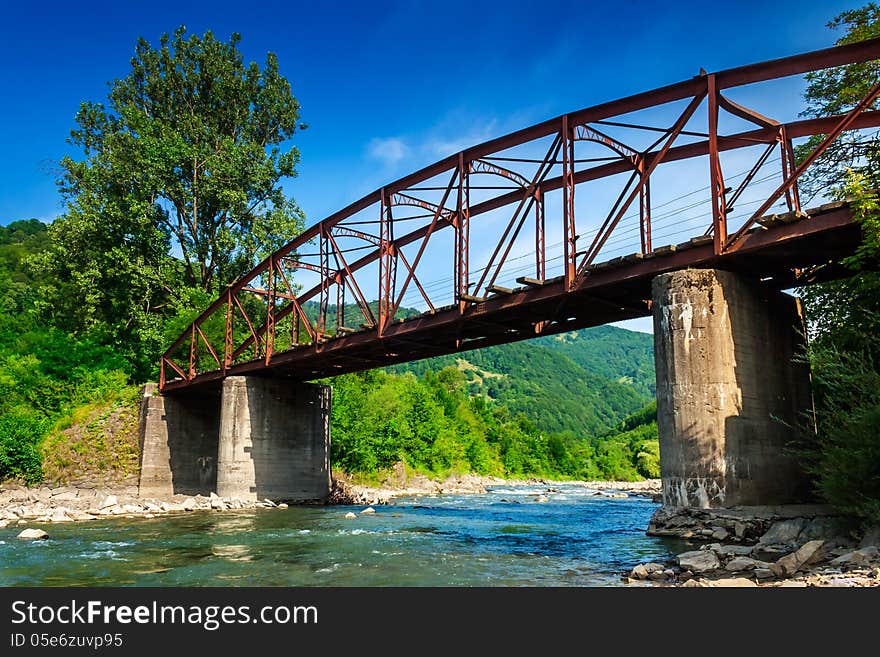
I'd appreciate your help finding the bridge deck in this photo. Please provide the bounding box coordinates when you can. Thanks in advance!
[162,202,857,392]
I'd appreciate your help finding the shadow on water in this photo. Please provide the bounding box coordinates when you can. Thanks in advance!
[0,486,688,586]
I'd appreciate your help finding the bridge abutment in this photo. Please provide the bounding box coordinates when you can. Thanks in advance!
[138,383,221,497]
[216,376,331,502]
[652,268,813,509]
[138,377,332,502]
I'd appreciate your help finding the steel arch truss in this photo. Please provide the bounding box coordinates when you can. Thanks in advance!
[161,38,880,390]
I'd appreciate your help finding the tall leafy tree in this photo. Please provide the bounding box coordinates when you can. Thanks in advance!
[793,5,880,525]
[798,3,880,202]
[35,27,306,377]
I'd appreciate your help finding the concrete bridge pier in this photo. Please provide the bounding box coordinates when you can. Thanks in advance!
[652,268,814,509]
[138,377,331,503]
[216,376,331,502]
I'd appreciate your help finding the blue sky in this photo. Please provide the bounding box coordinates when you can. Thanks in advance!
[0,0,860,332]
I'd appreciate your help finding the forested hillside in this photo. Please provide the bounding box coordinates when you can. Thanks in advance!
[0,218,660,484]
[388,326,654,437]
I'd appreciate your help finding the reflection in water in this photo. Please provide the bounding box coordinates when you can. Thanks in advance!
[0,484,691,586]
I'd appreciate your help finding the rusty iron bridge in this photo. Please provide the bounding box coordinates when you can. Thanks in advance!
[160,38,880,393]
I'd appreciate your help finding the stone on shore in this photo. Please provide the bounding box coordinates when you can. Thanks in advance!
[771,540,825,578]
[677,550,720,573]
[709,577,757,587]
[181,498,197,511]
[830,546,880,568]
[630,564,649,579]
[758,518,806,546]
[98,495,118,510]
[49,508,73,523]
[726,556,761,572]
[629,563,664,580]
[17,528,48,540]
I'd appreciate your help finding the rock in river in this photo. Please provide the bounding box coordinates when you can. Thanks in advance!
[17,528,48,540]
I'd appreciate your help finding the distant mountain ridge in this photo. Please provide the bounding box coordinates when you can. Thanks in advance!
[387,324,655,438]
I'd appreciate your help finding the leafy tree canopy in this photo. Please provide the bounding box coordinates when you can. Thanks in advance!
[33,27,306,378]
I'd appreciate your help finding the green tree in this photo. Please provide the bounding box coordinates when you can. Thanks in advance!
[35,27,306,378]
[798,4,880,201]
[794,5,880,525]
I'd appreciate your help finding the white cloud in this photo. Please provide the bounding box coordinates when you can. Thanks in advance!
[426,118,499,158]
[366,137,409,166]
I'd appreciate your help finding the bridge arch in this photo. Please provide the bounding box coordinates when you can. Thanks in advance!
[160,38,880,391]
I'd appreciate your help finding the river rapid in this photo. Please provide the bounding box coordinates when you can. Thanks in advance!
[0,483,689,586]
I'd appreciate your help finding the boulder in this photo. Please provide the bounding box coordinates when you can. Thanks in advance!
[98,495,118,510]
[726,557,760,572]
[711,527,729,541]
[0,519,8,528]
[161,502,184,513]
[800,516,841,543]
[754,568,775,580]
[210,498,226,510]
[715,544,754,558]
[643,562,665,574]
[758,518,806,546]
[263,499,277,507]
[771,539,825,578]
[277,503,288,509]
[49,508,73,523]
[17,528,48,540]
[752,545,792,563]
[630,564,649,579]
[648,571,668,581]
[344,512,357,519]
[360,507,376,515]
[830,546,880,568]
[536,495,549,503]
[68,511,96,521]
[681,579,704,587]
[677,550,721,573]
[181,498,197,511]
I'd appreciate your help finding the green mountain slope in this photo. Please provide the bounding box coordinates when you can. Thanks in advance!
[533,325,656,398]
[387,325,655,438]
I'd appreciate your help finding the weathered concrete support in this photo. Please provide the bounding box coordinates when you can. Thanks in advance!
[652,268,813,509]
[138,383,221,497]
[216,376,331,502]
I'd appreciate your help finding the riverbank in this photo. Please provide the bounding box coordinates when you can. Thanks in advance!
[329,472,661,505]
[0,476,661,530]
[626,506,880,587]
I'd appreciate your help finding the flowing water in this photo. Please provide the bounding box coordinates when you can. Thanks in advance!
[0,483,690,586]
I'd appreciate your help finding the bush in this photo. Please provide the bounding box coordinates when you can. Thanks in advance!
[0,408,46,483]
[794,338,880,525]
